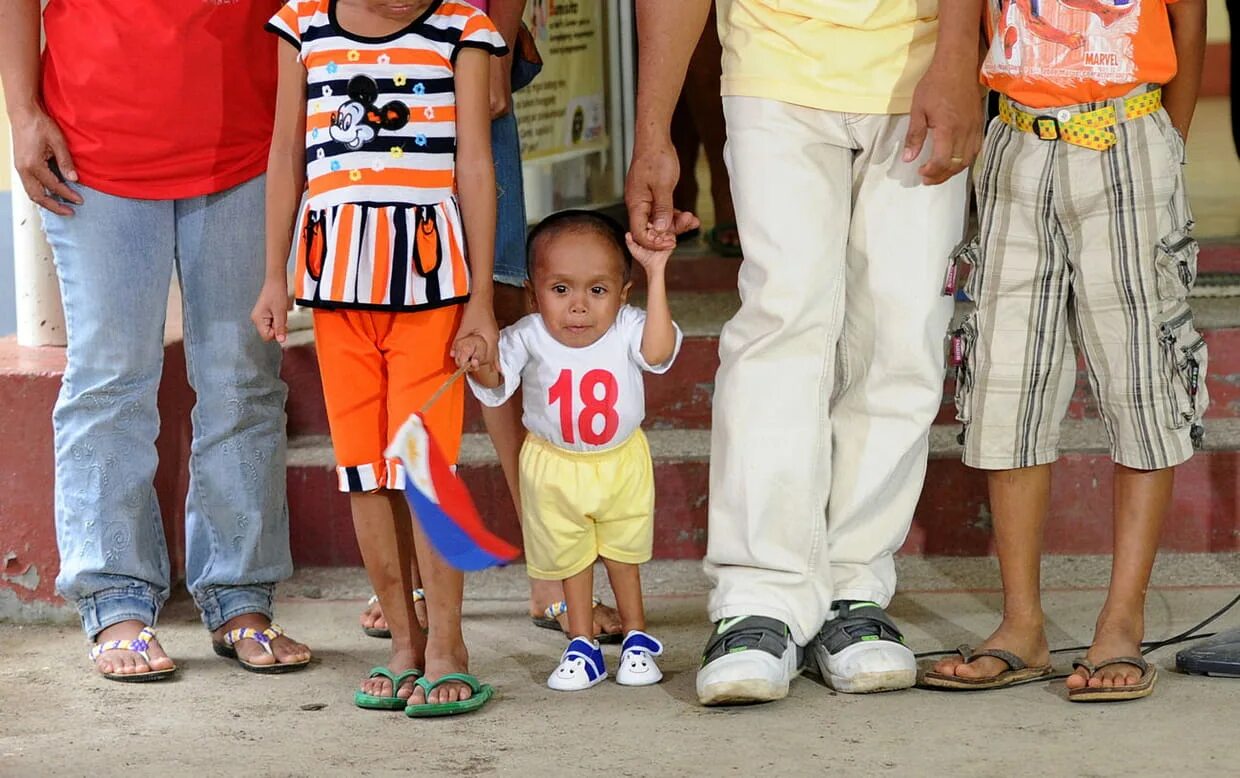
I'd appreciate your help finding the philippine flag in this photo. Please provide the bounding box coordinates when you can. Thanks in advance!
[385,412,520,571]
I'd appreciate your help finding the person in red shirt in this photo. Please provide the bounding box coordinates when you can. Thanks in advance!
[1,0,312,680]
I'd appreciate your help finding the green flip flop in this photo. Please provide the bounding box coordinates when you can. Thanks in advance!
[355,667,424,711]
[404,672,495,718]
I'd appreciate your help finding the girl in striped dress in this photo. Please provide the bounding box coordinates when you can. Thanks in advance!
[254,0,506,715]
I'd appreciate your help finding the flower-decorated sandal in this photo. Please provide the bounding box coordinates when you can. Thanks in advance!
[531,596,622,644]
[90,625,177,683]
[212,624,310,674]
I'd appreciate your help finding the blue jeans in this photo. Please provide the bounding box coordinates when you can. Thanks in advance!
[492,109,529,287]
[42,174,291,639]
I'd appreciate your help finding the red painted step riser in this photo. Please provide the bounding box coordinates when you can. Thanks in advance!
[285,326,1240,437]
[285,450,1240,566]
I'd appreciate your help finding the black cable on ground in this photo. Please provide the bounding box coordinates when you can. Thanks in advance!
[912,589,1240,660]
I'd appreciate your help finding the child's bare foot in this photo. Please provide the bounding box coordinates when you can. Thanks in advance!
[1065,616,1146,690]
[360,594,428,634]
[92,620,176,677]
[211,612,312,668]
[930,618,1050,681]
[360,647,425,700]
[407,639,473,706]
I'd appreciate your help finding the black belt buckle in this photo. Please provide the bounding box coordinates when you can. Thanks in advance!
[1033,115,1061,141]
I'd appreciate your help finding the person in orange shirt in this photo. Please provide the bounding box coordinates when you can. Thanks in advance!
[921,0,1208,702]
[1005,0,1135,50]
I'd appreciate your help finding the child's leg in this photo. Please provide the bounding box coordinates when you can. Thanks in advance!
[594,432,656,637]
[1058,108,1204,690]
[562,564,596,640]
[405,501,478,704]
[380,305,479,706]
[602,559,645,635]
[353,492,425,699]
[934,115,1077,681]
[931,466,1053,679]
[359,553,426,634]
[313,309,425,696]
[1065,465,1174,690]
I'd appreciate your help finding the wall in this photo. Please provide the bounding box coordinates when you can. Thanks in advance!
[1,81,15,337]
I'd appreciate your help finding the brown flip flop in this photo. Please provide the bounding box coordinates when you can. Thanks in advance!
[1067,655,1157,702]
[918,644,1053,690]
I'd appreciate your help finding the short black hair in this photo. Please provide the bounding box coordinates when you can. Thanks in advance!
[525,209,633,283]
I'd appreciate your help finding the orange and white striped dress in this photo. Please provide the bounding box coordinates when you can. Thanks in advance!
[267,0,506,311]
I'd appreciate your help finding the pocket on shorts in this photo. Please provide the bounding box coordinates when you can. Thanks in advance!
[951,313,979,426]
[1158,308,1209,433]
[1154,229,1199,301]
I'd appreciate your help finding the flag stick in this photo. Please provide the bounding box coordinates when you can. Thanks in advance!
[421,364,469,414]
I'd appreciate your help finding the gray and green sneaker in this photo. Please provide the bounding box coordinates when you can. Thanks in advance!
[696,616,802,706]
[810,600,915,693]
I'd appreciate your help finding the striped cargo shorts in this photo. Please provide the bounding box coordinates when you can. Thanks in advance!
[952,93,1208,471]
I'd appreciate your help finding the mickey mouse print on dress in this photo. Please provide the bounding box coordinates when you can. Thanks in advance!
[266,0,506,312]
[330,75,410,151]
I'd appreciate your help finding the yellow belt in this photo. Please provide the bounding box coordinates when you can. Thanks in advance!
[997,88,1162,151]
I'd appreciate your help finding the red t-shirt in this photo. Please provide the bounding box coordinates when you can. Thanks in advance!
[41,0,281,200]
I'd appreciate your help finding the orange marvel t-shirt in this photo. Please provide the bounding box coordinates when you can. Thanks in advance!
[981,0,1179,108]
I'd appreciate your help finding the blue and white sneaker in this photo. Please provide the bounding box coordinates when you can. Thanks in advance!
[616,630,664,687]
[548,637,607,691]
[696,616,801,706]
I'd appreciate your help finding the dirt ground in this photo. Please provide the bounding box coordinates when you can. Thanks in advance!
[2,561,1239,777]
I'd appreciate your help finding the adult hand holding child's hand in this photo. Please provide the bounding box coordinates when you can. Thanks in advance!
[625,232,676,276]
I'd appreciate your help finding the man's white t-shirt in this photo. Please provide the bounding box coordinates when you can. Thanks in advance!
[469,306,682,453]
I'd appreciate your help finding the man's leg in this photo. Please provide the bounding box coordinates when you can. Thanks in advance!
[809,113,966,692]
[43,186,178,676]
[174,175,309,667]
[823,113,966,605]
[698,96,852,704]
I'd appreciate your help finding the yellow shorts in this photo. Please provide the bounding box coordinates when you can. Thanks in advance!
[519,430,654,580]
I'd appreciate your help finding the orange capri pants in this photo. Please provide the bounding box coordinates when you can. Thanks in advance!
[312,305,464,492]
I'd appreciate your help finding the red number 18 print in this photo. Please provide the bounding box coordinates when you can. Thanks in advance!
[548,368,620,446]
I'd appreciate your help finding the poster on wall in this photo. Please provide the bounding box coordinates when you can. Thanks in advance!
[515,0,608,162]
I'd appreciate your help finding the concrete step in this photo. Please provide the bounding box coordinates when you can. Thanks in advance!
[285,417,1240,566]
[282,290,1240,437]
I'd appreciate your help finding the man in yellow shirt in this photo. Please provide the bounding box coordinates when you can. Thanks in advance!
[626,0,984,706]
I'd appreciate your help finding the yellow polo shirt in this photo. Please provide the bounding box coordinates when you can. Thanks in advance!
[718,0,941,114]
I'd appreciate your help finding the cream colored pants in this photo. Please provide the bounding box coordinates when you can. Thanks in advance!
[705,96,968,645]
